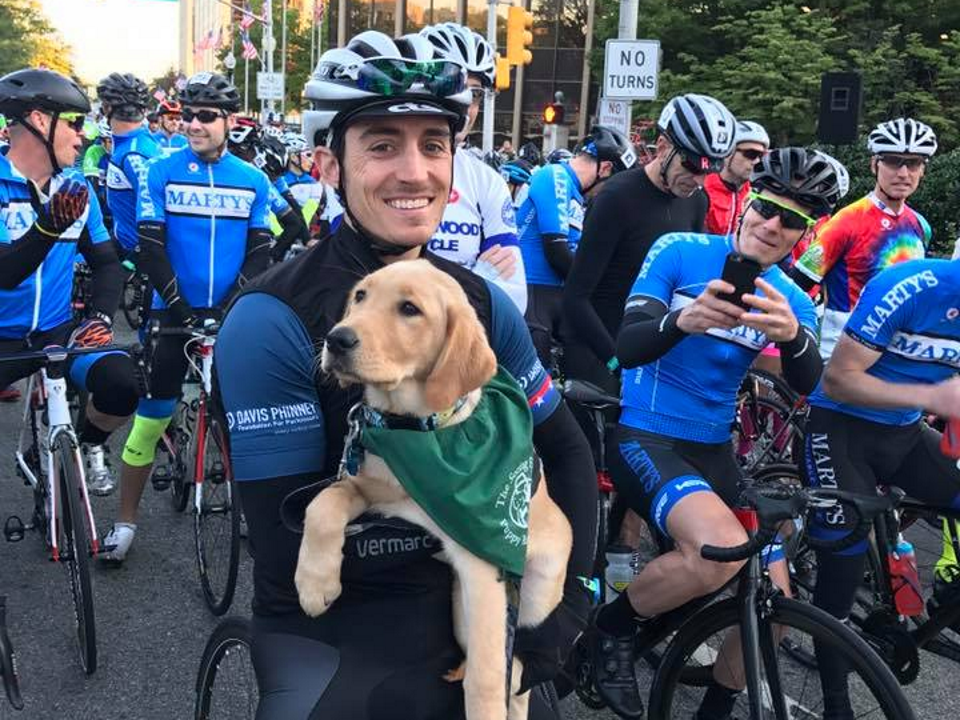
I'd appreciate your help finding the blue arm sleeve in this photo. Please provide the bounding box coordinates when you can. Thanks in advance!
[215,292,326,481]
[136,160,166,224]
[486,280,560,425]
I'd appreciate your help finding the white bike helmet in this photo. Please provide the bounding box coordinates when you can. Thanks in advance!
[735,120,769,148]
[657,93,737,161]
[302,31,471,150]
[420,23,496,88]
[282,132,309,154]
[867,118,937,157]
[97,117,112,139]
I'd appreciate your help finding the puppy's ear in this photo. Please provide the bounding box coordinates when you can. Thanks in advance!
[424,296,497,412]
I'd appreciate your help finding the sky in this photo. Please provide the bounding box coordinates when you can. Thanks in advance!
[40,0,180,85]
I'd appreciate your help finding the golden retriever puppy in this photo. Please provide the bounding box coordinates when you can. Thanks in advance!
[294,259,572,720]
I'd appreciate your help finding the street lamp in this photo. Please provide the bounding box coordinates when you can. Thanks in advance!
[223,51,237,82]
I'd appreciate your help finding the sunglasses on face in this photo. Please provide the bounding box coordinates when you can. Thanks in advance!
[58,112,86,133]
[877,154,927,171]
[182,108,226,124]
[678,152,723,176]
[342,57,466,98]
[748,192,816,231]
[738,148,765,161]
[469,87,485,104]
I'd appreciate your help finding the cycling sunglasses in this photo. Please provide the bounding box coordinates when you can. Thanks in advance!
[58,112,87,133]
[748,192,816,231]
[738,148,766,162]
[341,57,466,98]
[877,154,927,171]
[182,108,227,124]
[678,151,724,175]
[469,87,485,104]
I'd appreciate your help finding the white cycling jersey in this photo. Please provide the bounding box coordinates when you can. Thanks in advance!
[427,151,527,312]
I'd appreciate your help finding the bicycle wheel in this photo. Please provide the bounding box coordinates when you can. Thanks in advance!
[194,411,240,615]
[121,272,144,330]
[169,401,193,513]
[54,434,97,674]
[648,596,915,720]
[0,597,24,711]
[195,617,257,720]
[734,396,805,471]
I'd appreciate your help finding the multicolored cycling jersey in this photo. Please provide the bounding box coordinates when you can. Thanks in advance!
[107,126,161,251]
[0,153,110,338]
[136,147,271,308]
[517,161,584,287]
[82,143,109,183]
[793,193,930,358]
[427,151,525,311]
[280,170,319,202]
[621,233,817,444]
[153,131,189,157]
[808,258,960,426]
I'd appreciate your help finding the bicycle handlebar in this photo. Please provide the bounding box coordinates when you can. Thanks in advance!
[0,343,133,365]
[148,319,221,338]
[700,484,904,563]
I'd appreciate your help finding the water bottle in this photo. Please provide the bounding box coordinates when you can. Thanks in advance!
[605,545,636,601]
[887,538,923,617]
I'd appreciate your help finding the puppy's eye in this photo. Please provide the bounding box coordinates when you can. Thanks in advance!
[354,289,366,303]
[398,301,421,317]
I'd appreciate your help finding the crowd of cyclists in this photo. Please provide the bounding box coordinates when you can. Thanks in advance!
[1,17,959,720]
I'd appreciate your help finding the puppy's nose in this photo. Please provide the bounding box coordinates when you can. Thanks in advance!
[326,326,359,355]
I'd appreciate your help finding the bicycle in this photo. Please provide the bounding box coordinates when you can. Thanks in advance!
[574,476,916,719]
[733,369,807,473]
[762,462,960,685]
[70,261,93,323]
[194,616,257,720]
[0,596,23,712]
[1,345,112,674]
[144,320,240,615]
[119,259,150,331]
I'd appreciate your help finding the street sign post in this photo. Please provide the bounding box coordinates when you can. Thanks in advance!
[257,72,284,102]
[597,97,631,138]
[603,39,660,101]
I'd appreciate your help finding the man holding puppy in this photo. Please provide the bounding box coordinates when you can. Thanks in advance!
[214,31,596,719]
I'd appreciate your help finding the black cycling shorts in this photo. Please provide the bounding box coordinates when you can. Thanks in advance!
[609,425,742,539]
[525,284,565,368]
[801,406,960,551]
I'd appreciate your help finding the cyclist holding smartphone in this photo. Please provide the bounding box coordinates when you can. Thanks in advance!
[586,147,843,720]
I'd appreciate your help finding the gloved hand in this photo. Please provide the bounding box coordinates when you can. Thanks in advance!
[514,579,591,694]
[28,177,89,237]
[69,315,114,349]
[168,299,199,329]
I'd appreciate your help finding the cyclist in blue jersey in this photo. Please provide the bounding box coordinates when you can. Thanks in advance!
[97,73,162,258]
[800,258,960,715]
[0,68,140,495]
[215,31,596,719]
[585,148,844,719]
[102,71,273,563]
[517,125,636,365]
[153,99,188,156]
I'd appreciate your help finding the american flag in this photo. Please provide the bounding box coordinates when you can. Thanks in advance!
[241,31,259,60]
[240,1,256,30]
[153,89,167,101]
[195,28,216,52]
[314,0,324,22]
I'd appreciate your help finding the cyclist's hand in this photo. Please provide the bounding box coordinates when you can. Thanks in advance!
[69,316,113,348]
[676,279,743,334]
[739,278,800,343]
[169,300,200,329]
[477,244,517,280]
[28,177,89,237]
[514,589,586,693]
[926,376,960,420]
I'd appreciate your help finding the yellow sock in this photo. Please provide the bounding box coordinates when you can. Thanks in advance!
[935,518,960,581]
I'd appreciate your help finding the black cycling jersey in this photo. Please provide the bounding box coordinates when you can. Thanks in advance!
[562,167,706,366]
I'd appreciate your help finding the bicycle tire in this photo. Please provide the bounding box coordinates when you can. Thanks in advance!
[648,595,915,720]
[195,616,257,720]
[195,412,240,616]
[734,396,805,471]
[170,402,193,513]
[0,597,23,710]
[121,272,144,330]
[55,434,97,675]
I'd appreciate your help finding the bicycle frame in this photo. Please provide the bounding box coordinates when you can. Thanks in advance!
[13,359,100,559]
[189,332,217,515]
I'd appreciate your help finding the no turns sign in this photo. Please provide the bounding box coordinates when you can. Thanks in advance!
[603,39,660,101]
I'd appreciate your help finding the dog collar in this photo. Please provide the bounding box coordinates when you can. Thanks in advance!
[339,397,469,477]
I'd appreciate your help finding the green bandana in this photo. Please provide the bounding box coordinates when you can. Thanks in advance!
[358,367,534,578]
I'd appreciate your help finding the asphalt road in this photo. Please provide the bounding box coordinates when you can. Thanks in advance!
[0,331,958,718]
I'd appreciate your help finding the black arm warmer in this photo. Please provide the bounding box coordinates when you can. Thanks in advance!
[543,234,575,280]
[239,228,273,287]
[78,231,123,318]
[138,221,192,318]
[789,265,818,293]
[282,191,310,244]
[616,298,687,368]
[271,208,308,260]
[777,325,823,395]
[0,224,56,289]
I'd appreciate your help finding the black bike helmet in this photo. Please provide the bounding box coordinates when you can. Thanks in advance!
[227,116,260,161]
[0,68,91,174]
[180,71,241,113]
[751,147,845,218]
[517,141,542,166]
[96,73,150,121]
[253,134,288,181]
[576,125,637,174]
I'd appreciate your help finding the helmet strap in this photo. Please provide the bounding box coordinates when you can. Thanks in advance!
[17,111,63,176]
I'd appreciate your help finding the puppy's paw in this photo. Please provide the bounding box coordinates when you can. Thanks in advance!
[295,557,343,616]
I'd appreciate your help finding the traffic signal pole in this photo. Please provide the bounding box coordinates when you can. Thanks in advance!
[482,0,497,155]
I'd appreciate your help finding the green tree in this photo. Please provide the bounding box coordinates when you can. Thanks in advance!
[0,0,73,77]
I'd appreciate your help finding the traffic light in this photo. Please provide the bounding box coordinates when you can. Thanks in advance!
[542,102,564,125]
[495,55,511,91]
[506,5,534,66]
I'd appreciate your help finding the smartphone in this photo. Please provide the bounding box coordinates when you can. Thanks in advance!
[717,252,762,310]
